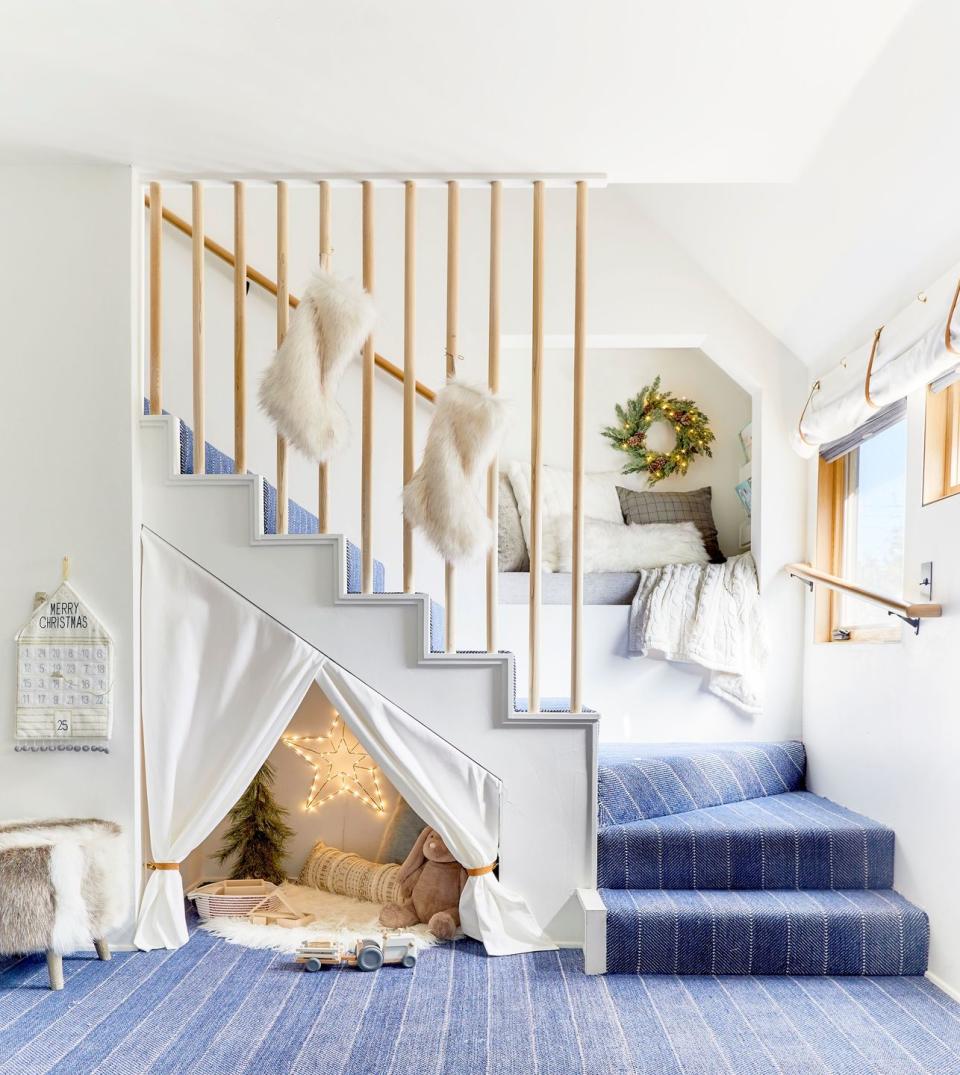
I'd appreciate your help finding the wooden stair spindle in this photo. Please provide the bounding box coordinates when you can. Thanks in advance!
[148,182,163,416]
[276,180,289,535]
[318,180,332,532]
[361,181,375,593]
[486,180,502,653]
[570,180,588,713]
[233,181,246,475]
[444,179,460,652]
[192,181,205,475]
[403,180,416,594]
[529,180,545,712]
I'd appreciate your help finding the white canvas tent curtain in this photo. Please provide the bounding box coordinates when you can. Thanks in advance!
[136,530,552,955]
[793,270,960,457]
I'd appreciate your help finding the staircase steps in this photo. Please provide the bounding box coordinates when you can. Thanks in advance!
[598,741,806,826]
[148,401,387,593]
[596,742,928,976]
[602,888,929,976]
[598,791,894,890]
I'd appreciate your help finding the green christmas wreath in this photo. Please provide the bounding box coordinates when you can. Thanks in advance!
[601,376,715,485]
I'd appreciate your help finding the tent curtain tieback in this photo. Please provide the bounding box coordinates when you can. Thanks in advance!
[145,862,180,871]
[465,861,497,877]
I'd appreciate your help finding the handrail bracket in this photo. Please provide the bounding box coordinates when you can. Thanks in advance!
[888,610,921,636]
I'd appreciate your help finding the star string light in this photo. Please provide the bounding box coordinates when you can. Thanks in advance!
[283,715,385,814]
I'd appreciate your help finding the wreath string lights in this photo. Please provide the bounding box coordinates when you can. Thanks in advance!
[601,376,715,485]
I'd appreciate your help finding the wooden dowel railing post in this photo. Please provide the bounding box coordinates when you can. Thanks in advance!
[529,180,544,712]
[191,181,205,475]
[276,181,289,534]
[571,181,588,713]
[444,180,460,652]
[148,182,162,415]
[233,181,246,475]
[403,180,416,593]
[361,181,375,593]
[318,180,332,533]
[486,180,502,653]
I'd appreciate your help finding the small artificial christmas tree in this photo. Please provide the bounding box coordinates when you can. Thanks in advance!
[216,762,294,885]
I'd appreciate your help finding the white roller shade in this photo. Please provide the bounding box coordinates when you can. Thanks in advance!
[819,399,906,464]
[794,270,960,457]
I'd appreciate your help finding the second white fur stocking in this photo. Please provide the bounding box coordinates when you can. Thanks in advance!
[403,382,506,562]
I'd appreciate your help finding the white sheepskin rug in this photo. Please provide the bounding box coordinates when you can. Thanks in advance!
[403,381,506,561]
[198,882,442,954]
[259,270,375,462]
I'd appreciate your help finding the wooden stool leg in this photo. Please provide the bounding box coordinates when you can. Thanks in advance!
[46,950,64,990]
[94,938,111,961]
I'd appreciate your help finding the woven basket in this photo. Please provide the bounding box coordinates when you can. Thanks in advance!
[298,842,401,904]
[188,878,277,920]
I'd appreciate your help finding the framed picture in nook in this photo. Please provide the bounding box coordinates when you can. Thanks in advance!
[739,421,753,463]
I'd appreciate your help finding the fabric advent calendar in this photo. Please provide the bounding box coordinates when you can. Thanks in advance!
[15,581,113,743]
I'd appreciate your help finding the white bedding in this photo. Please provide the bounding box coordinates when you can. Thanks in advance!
[628,553,767,713]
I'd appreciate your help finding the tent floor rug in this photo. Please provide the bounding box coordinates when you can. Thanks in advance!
[197,882,442,954]
[3,928,960,1075]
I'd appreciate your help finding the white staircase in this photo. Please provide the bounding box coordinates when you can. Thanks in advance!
[140,415,600,943]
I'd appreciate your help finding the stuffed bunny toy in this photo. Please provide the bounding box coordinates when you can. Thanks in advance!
[379,826,467,940]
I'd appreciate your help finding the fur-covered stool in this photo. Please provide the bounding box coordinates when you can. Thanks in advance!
[0,819,125,989]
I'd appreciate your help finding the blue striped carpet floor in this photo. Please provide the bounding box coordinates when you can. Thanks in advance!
[3,931,960,1074]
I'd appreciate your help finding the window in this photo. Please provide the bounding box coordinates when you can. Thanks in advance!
[815,418,907,643]
[923,376,960,505]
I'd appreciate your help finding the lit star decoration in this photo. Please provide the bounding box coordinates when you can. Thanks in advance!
[283,716,386,815]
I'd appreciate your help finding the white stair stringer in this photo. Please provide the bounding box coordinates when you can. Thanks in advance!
[140,416,599,944]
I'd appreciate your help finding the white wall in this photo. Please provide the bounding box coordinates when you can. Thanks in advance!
[153,184,806,740]
[185,682,401,887]
[803,382,960,993]
[0,164,141,943]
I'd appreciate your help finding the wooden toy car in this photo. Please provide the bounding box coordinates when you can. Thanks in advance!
[296,932,418,972]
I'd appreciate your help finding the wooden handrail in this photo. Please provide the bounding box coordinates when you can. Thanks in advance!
[786,563,941,622]
[143,194,436,405]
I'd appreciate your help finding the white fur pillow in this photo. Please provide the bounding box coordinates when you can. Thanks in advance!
[504,462,624,552]
[545,518,708,573]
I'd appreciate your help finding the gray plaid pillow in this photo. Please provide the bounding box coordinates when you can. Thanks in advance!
[616,486,725,564]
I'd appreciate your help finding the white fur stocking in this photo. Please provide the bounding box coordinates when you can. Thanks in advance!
[259,270,375,462]
[403,382,506,561]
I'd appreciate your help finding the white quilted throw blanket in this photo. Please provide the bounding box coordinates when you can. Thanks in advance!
[628,553,768,713]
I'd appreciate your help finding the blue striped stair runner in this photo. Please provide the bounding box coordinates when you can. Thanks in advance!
[599,791,895,890]
[598,742,929,975]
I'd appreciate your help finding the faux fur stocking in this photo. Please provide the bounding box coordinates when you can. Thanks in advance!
[259,270,375,462]
[403,382,506,561]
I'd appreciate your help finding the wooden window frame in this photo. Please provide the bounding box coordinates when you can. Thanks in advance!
[814,453,901,645]
[923,380,960,505]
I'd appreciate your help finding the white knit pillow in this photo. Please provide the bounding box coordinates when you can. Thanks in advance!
[545,518,708,573]
[504,462,624,554]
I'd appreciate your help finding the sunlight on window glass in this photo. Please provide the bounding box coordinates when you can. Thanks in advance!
[841,420,907,628]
